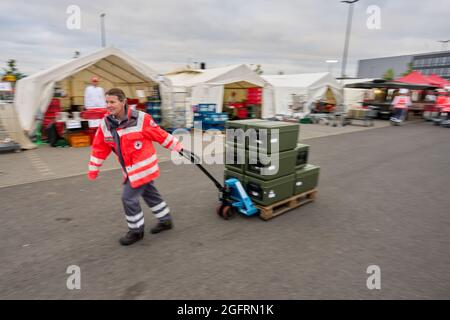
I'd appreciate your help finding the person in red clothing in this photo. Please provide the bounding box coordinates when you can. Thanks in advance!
[435,89,447,104]
[391,88,412,122]
[84,76,106,110]
[435,89,449,111]
[438,89,450,125]
[88,88,183,245]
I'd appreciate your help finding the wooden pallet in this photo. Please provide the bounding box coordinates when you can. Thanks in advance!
[256,189,318,221]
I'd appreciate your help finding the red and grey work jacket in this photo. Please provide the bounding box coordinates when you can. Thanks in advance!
[88,107,182,188]
[436,96,450,112]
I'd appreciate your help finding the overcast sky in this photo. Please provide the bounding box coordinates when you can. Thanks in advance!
[1,0,450,77]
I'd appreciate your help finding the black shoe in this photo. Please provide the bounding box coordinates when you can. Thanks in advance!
[119,230,144,246]
[150,220,173,234]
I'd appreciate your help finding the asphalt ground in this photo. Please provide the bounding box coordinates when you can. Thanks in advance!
[0,121,449,299]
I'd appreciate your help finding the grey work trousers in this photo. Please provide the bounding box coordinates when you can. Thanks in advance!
[122,179,171,232]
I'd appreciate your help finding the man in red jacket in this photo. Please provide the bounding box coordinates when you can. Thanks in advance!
[88,88,183,245]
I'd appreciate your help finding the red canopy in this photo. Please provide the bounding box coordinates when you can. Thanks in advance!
[394,70,433,86]
[426,74,450,88]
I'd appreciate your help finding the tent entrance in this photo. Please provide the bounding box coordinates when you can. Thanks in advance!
[35,54,165,148]
[55,56,160,112]
[223,81,262,120]
[312,86,338,113]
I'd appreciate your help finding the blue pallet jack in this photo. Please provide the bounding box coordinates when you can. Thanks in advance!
[179,149,259,219]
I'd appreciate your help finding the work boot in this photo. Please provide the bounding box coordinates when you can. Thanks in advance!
[150,220,173,234]
[119,230,144,246]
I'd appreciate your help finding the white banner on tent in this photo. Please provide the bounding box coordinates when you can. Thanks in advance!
[66,120,82,129]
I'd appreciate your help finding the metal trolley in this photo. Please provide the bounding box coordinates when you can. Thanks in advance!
[342,107,377,127]
[308,104,347,127]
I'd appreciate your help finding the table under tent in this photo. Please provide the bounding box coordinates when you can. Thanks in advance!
[14,47,171,147]
[344,78,438,120]
[164,64,266,131]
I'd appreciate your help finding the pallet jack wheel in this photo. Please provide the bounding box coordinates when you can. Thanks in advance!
[216,204,236,220]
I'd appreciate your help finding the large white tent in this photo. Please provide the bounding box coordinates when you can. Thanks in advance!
[14,47,172,132]
[262,72,343,118]
[165,64,266,112]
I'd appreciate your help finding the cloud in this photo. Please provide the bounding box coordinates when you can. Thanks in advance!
[0,0,449,76]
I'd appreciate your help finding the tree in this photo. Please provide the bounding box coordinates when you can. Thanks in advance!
[278,71,285,75]
[400,62,413,76]
[254,64,264,75]
[382,68,395,81]
[2,59,27,80]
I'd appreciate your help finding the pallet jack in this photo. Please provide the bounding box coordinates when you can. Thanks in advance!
[179,149,259,219]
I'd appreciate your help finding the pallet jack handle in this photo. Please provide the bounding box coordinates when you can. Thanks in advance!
[179,149,225,192]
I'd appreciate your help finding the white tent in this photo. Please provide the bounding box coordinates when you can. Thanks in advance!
[165,64,266,113]
[14,47,172,132]
[338,78,376,111]
[262,72,343,118]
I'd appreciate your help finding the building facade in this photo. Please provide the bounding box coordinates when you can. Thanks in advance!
[357,54,412,79]
[412,51,450,79]
[357,50,450,80]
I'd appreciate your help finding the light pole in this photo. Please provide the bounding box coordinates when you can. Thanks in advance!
[326,60,339,75]
[437,40,450,51]
[100,13,106,47]
[340,0,359,78]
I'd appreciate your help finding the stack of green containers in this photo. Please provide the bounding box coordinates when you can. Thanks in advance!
[224,119,320,207]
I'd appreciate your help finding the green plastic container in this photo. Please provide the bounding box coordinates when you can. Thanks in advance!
[294,164,320,195]
[245,148,297,180]
[295,144,310,170]
[299,117,313,124]
[245,174,295,206]
[225,119,266,148]
[224,143,246,173]
[246,121,299,153]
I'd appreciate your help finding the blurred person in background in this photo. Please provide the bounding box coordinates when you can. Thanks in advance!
[438,88,450,125]
[435,89,448,110]
[425,90,436,103]
[84,76,106,110]
[391,88,411,121]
